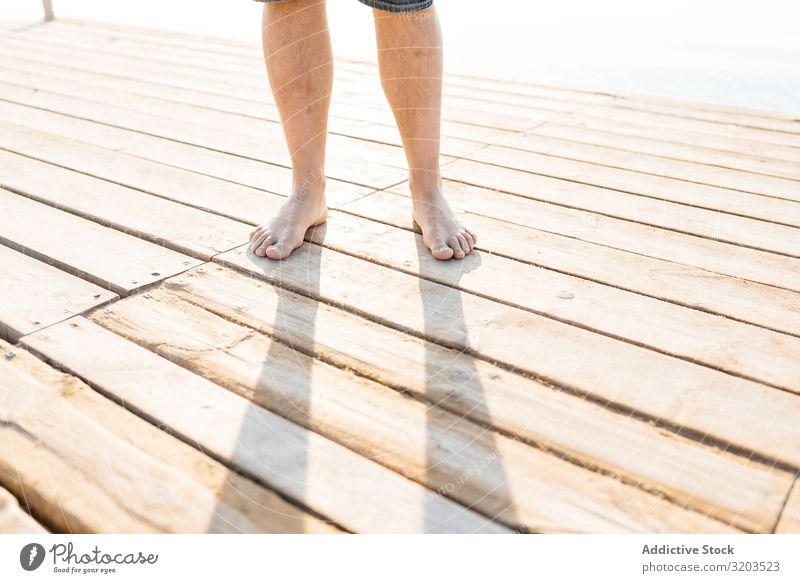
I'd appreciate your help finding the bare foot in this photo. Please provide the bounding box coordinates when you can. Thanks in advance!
[249,179,327,260]
[412,185,477,261]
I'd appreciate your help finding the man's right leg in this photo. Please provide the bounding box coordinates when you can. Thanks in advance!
[250,0,332,260]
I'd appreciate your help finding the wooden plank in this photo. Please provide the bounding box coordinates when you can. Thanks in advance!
[0,188,202,296]
[50,18,285,58]
[465,144,800,227]
[22,19,798,127]
[497,132,800,202]
[0,64,414,172]
[395,180,800,293]
[0,53,490,158]
[49,19,615,107]
[613,90,800,125]
[20,318,508,534]
[443,158,800,259]
[0,36,275,105]
[342,190,800,339]
[0,125,300,238]
[0,100,371,209]
[57,387,340,535]
[78,294,742,533]
[0,32,559,132]
[18,27,798,146]
[0,339,281,533]
[54,18,267,52]
[0,41,533,148]
[558,112,800,164]
[579,104,800,149]
[213,243,800,471]
[528,121,800,181]
[0,148,250,261]
[310,210,800,392]
[0,245,117,342]
[777,479,800,533]
[6,98,800,295]
[7,95,800,307]
[44,19,595,114]
[610,99,800,136]
[0,23,29,32]
[34,24,584,117]
[8,120,800,386]
[0,341,338,534]
[0,39,521,149]
[0,80,409,190]
[7,111,800,347]
[85,29,577,123]
[0,486,47,534]
[156,264,791,532]
[13,44,790,180]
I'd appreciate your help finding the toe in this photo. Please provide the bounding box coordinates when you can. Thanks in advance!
[467,229,478,246]
[250,231,269,253]
[463,231,475,252]
[457,234,471,255]
[265,240,299,260]
[255,234,275,257]
[449,236,465,260]
[249,227,261,243]
[431,241,455,260]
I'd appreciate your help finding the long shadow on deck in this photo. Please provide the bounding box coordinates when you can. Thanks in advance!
[208,229,325,533]
[209,228,518,532]
[416,241,519,532]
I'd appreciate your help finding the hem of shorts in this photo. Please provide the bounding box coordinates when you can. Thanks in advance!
[253,0,434,13]
[357,0,433,13]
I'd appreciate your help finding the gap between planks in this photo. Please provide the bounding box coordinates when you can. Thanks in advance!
[2,101,800,299]
[1,39,797,204]
[4,138,800,399]
[2,85,799,268]
[0,73,797,261]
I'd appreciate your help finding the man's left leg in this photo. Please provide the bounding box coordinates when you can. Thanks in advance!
[372,4,477,260]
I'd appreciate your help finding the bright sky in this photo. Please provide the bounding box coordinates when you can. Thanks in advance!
[3,0,800,113]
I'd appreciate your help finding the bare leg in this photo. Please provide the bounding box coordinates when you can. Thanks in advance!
[250,0,332,260]
[373,6,476,260]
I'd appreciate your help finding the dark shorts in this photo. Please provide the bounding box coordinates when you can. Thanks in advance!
[254,0,433,13]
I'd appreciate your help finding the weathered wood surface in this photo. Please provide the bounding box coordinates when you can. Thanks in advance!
[442,157,800,258]
[0,188,202,295]
[21,319,507,534]
[214,244,800,471]
[0,148,250,261]
[0,341,337,534]
[345,189,800,336]
[4,100,800,296]
[0,486,47,534]
[130,266,789,532]
[777,479,800,534]
[0,245,116,342]
[79,291,750,533]
[4,124,800,386]
[0,19,798,533]
[0,339,321,533]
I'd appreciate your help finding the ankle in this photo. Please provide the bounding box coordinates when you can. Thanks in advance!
[409,172,442,200]
[291,169,326,199]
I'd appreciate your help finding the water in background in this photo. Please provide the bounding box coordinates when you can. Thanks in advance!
[3,0,799,114]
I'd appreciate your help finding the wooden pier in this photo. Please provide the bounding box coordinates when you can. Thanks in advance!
[1,19,799,534]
